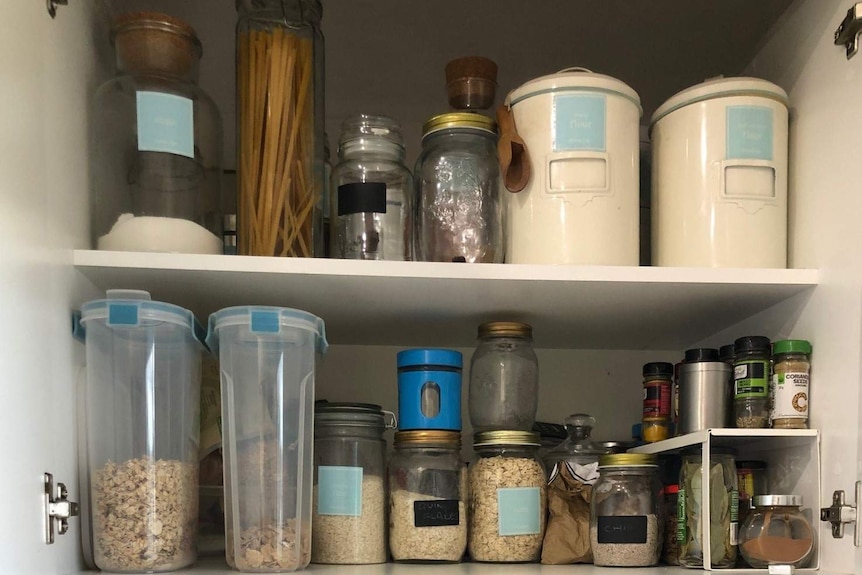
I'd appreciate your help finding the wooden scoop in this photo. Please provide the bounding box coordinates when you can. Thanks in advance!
[496,104,531,192]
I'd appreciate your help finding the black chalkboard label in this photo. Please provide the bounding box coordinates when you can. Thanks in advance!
[597,516,648,544]
[413,500,460,527]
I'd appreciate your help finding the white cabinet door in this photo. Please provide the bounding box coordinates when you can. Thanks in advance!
[0,1,104,572]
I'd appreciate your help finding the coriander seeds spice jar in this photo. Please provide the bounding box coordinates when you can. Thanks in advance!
[771,339,812,429]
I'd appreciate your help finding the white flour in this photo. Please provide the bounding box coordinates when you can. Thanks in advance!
[98,213,222,254]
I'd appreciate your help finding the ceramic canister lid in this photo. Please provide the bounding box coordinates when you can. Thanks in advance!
[651,77,789,126]
[505,67,641,113]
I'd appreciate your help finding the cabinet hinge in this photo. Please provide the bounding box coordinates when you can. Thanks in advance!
[820,481,861,545]
[835,3,862,59]
[44,472,79,544]
[46,0,68,19]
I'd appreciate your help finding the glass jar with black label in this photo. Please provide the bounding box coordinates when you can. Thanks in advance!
[590,454,662,567]
[389,430,467,562]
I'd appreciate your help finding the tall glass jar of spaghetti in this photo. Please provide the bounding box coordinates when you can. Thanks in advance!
[236,0,324,257]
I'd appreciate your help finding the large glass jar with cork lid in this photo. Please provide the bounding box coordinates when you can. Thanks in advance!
[91,12,223,254]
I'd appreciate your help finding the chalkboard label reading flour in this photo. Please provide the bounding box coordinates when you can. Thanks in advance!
[597,515,648,544]
[413,500,460,527]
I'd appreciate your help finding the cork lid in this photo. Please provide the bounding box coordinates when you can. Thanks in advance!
[112,12,202,79]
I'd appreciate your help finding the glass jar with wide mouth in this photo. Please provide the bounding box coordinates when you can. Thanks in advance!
[590,454,663,567]
[414,113,503,263]
[331,114,413,260]
[312,402,395,565]
[236,0,324,257]
[543,413,603,475]
[91,12,223,255]
[739,495,814,568]
[389,431,467,562]
[468,431,546,562]
[469,321,538,433]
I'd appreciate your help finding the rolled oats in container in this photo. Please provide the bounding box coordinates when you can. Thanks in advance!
[468,431,546,562]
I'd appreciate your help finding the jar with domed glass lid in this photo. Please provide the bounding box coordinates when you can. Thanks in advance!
[543,413,603,480]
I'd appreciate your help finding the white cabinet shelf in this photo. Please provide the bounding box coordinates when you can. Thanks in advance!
[73,250,818,349]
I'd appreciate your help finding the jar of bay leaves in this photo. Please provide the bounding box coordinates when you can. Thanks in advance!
[679,447,739,568]
[236,0,324,257]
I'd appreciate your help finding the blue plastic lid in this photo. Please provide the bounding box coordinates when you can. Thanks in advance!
[397,348,463,369]
[78,290,206,347]
[206,305,328,354]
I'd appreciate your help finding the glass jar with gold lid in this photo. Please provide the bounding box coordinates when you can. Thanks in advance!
[414,112,503,262]
[590,453,663,567]
[469,321,538,433]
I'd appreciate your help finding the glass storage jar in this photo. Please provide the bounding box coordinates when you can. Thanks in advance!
[590,454,662,567]
[415,112,503,262]
[642,362,674,442]
[236,0,324,257]
[469,321,538,432]
[739,495,814,568]
[734,336,771,428]
[312,402,394,564]
[543,413,603,475]
[331,114,413,260]
[679,447,739,568]
[389,431,467,562]
[92,13,223,255]
[771,339,812,429]
[79,290,204,572]
[469,431,546,562]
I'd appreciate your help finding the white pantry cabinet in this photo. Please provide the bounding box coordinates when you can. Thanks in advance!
[3,0,862,574]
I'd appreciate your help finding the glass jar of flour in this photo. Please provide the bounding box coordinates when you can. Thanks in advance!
[91,12,223,254]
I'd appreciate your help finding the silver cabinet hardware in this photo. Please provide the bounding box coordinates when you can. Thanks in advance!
[835,3,862,59]
[46,0,68,19]
[44,472,79,544]
[820,481,861,545]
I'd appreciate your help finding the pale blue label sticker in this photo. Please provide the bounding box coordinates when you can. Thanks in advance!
[497,487,541,536]
[553,94,607,152]
[136,91,194,158]
[727,106,773,161]
[317,466,363,516]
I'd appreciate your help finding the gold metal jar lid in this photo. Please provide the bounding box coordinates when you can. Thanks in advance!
[394,430,461,449]
[478,321,532,339]
[598,453,658,467]
[473,430,540,448]
[422,112,497,137]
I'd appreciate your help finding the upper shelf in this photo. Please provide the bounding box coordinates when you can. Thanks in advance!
[73,250,818,349]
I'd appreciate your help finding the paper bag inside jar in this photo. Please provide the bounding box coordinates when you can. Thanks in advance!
[541,462,598,565]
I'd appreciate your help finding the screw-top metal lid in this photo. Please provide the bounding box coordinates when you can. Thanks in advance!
[753,494,803,507]
[473,430,540,448]
[599,453,658,467]
[422,112,497,137]
[394,430,461,449]
[773,339,812,355]
[478,321,532,339]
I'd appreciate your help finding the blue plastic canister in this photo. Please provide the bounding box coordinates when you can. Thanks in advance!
[397,349,462,431]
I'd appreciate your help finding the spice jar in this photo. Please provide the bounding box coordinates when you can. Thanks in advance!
[415,113,503,262]
[237,0,324,257]
[771,339,812,429]
[734,336,772,428]
[312,402,395,564]
[389,431,467,562]
[331,114,413,260]
[590,454,663,567]
[679,447,739,568]
[739,495,814,568]
[397,348,462,431]
[737,460,768,527]
[91,13,223,255]
[469,431,546,562]
[663,484,681,565]
[642,362,673,442]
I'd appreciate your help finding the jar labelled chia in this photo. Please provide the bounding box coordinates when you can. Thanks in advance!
[733,336,771,428]
[771,340,812,429]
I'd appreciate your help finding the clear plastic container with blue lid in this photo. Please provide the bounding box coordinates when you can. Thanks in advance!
[76,290,205,572]
[207,305,327,572]
[397,349,463,431]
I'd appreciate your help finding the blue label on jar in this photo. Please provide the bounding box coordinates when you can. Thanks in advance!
[553,94,607,152]
[726,106,773,161]
[317,466,363,516]
[497,487,541,535]
[136,91,194,159]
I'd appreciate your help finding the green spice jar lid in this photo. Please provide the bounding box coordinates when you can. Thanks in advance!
[598,453,657,467]
[773,339,812,355]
